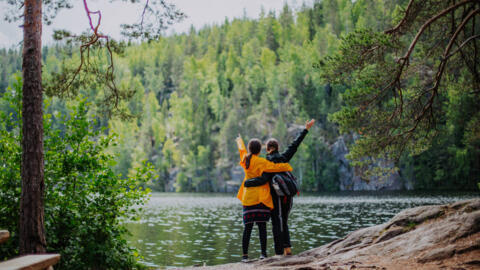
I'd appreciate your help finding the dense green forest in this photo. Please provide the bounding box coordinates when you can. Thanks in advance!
[1,0,478,192]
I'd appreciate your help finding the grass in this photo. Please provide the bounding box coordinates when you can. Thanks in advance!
[403,222,417,232]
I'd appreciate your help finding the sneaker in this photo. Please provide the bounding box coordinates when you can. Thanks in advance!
[241,255,249,263]
[259,254,267,260]
[284,247,292,256]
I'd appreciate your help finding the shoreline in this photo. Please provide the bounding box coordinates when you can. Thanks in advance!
[177,198,480,270]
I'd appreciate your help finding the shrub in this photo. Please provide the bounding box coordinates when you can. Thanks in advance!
[0,75,152,269]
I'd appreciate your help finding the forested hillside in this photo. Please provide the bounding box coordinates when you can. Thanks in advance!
[1,0,478,192]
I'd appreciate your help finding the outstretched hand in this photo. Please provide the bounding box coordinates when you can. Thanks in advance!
[236,133,244,149]
[305,119,315,130]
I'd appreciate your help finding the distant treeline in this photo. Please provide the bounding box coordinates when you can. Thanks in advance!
[1,0,478,191]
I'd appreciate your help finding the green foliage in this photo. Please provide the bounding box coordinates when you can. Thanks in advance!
[3,0,373,192]
[322,0,480,188]
[0,76,152,269]
[1,0,478,191]
[404,221,417,232]
[296,138,340,192]
[0,49,21,93]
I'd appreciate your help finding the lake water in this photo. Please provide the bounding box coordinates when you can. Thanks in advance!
[125,192,479,269]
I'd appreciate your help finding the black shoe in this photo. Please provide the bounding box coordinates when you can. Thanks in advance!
[241,255,249,262]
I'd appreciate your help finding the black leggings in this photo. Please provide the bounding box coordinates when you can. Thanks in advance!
[242,222,267,256]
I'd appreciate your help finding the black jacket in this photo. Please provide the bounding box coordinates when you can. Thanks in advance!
[244,129,308,187]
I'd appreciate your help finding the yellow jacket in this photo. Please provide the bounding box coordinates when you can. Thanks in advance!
[235,137,292,209]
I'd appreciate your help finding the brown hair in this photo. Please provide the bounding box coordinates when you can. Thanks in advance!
[266,138,279,153]
[245,138,262,169]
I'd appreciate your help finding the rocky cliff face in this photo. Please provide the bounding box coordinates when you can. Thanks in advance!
[331,135,410,191]
[187,198,480,270]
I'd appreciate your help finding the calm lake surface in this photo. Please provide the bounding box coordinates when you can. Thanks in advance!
[125,192,479,268]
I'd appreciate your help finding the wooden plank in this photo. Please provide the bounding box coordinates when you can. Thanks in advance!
[0,254,60,270]
[0,231,9,244]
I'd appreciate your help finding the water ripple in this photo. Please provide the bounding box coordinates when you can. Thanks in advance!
[125,191,478,268]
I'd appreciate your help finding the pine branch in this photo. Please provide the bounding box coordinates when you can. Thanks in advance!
[445,34,480,59]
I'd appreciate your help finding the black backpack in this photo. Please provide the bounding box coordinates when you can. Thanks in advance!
[271,172,299,197]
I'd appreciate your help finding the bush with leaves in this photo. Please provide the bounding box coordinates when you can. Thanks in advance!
[0,75,153,269]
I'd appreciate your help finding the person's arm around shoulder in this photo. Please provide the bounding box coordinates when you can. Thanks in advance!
[261,157,293,173]
[281,119,315,162]
[244,176,268,187]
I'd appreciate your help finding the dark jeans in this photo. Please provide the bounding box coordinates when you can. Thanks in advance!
[271,193,292,255]
[242,222,267,256]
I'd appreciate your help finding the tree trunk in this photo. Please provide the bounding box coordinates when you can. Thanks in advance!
[19,0,46,254]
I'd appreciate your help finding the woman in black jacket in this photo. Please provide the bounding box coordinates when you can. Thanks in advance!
[244,119,315,256]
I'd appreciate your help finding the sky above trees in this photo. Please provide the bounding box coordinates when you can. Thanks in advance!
[0,0,312,48]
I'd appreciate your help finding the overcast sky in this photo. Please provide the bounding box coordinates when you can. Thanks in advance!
[0,0,312,49]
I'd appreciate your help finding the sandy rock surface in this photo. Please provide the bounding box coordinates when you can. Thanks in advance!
[180,198,480,270]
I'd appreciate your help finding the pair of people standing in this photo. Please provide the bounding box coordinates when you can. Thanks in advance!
[236,119,315,261]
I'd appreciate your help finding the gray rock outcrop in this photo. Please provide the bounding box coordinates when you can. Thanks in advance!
[331,135,408,191]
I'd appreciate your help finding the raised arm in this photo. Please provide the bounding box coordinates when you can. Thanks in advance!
[280,119,315,162]
[236,134,247,161]
[280,129,308,162]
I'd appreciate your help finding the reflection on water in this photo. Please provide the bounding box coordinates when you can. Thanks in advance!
[125,192,479,268]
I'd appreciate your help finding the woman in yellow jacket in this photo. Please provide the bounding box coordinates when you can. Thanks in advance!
[236,135,292,262]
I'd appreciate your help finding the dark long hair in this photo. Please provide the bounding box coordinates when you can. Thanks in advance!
[266,138,279,153]
[245,138,262,169]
